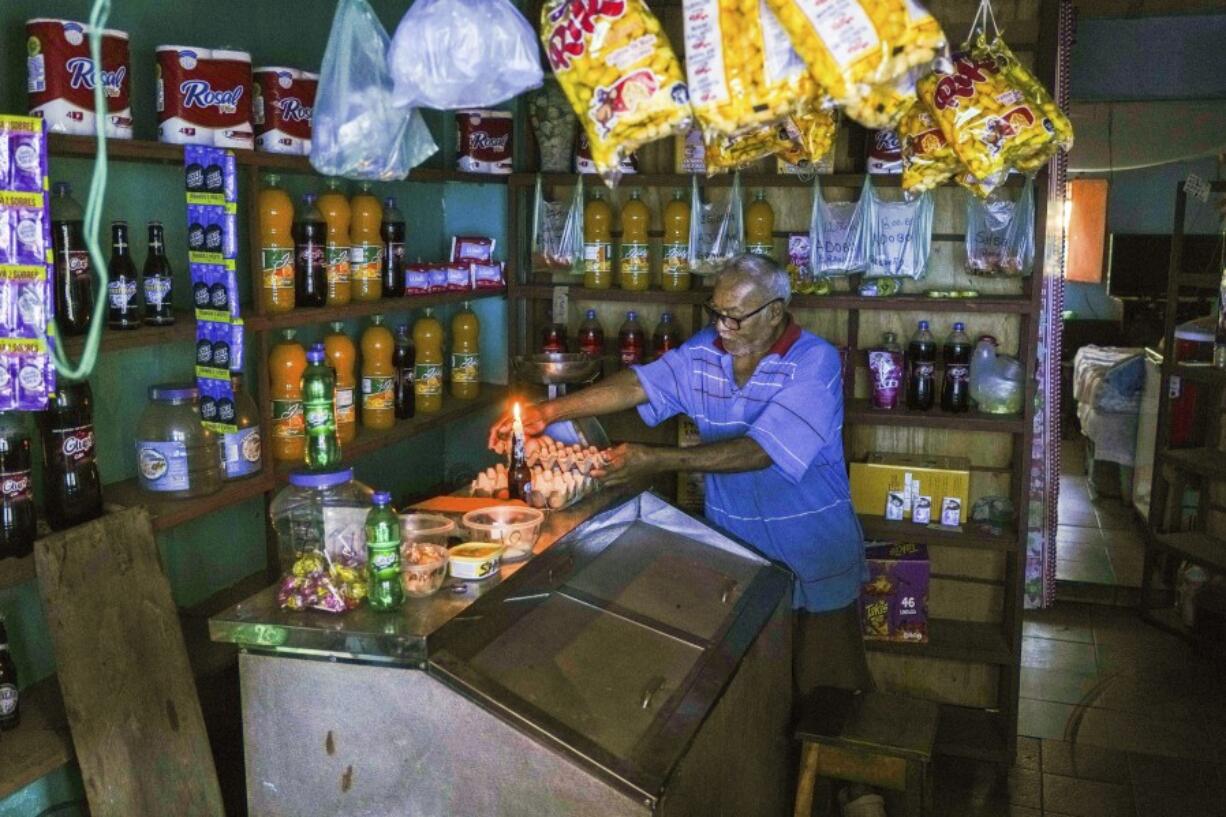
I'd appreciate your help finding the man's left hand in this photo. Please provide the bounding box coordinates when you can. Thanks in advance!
[591,443,666,487]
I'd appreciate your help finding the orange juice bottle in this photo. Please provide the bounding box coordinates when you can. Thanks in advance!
[350,182,383,301]
[413,308,444,414]
[745,190,775,258]
[360,315,395,430]
[318,179,352,306]
[259,174,295,313]
[660,188,691,292]
[618,189,650,291]
[583,189,612,290]
[269,329,307,461]
[450,302,480,400]
[323,321,357,444]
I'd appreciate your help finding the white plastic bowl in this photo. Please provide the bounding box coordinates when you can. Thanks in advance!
[399,513,456,547]
[461,506,545,562]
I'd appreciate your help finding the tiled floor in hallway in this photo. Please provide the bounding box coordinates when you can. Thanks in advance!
[1056,440,1145,588]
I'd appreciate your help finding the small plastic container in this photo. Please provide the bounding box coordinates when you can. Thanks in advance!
[399,513,456,548]
[462,506,545,562]
[449,542,505,580]
[135,383,222,498]
[400,542,449,597]
[269,467,373,572]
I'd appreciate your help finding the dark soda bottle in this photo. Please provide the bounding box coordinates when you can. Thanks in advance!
[36,380,103,530]
[50,182,94,336]
[652,311,684,360]
[393,324,416,420]
[0,412,36,560]
[302,343,341,470]
[142,221,175,326]
[906,320,936,411]
[0,618,18,731]
[509,425,533,502]
[619,311,646,367]
[381,197,405,298]
[107,220,140,330]
[577,309,605,358]
[293,194,327,307]
[941,321,972,413]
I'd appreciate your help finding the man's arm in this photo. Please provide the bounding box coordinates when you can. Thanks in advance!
[488,369,647,449]
[594,437,772,487]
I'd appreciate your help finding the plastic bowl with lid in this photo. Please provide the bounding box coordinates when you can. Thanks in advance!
[399,513,456,547]
[400,542,449,597]
[449,542,505,580]
[461,506,545,562]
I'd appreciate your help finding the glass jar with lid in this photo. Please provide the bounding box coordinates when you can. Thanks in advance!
[270,467,373,573]
[135,383,222,498]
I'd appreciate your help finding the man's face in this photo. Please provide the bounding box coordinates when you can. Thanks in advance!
[710,277,783,358]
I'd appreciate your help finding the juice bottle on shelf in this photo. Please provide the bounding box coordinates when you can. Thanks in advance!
[745,190,774,257]
[323,322,357,444]
[380,196,405,298]
[360,315,396,431]
[619,311,646,368]
[577,309,605,358]
[652,311,684,359]
[318,178,352,306]
[350,183,383,301]
[660,188,691,292]
[413,308,444,414]
[618,189,650,291]
[269,329,307,461]
[259,174,295,314]
[293,194,327,308]
[303,343,341,470]
[393,324,416,420]
[450,302,480,400]
[583,188,613,290]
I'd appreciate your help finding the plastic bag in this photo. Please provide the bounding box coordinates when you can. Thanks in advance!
[389,0,543,110]
[531,174,585,273]
[965,177,1034,277]
[809,177,868,278]
[311,0,438,180]
[899,103,960,194]
[889,0,947,76]
[842,68,920,131]
[706,105,836,174]
[689,173,744,276]
[862,180,933,279]
[775,106,839,168]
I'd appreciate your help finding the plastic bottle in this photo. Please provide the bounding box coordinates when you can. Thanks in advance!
[618,189,650,291]
[0,618,19,729]
[142,222,174,326]
[906,320,936,411]
[323,322,357,444]
[583,188,613,289]
[50,182,94,336]
[293,194,327,308]
[393,324,416,420]
[451,302,480,400]
[366,491,404,611]
[941,322,972,414]
[318,178,352,306]
[869,331,904,410]
[619,311,646,368]
[259,174,295,314]
[36,380,102,530]
[222,374,263,481]
[303,343,341,469]
[360,316,396,430]
[269,330,307,462]
[540,312,567,354]
[660,188,691,292]
[577,309,605,358]
[413,309,444,414]
[135,384,221,498]
[107,220,140,330]
[652,312,684,360]
[0,413,36,559]
[969,335,999,409]
[380,196,405,298]
[350,182,384,301]
[745,190,775,257]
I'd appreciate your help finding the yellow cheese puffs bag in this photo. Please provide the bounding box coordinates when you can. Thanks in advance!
[541,0,691,180]
[988,36,1074,153]
[706,105,838,173]
[898,103,960,195]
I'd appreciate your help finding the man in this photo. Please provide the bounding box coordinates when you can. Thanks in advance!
[489,254,870,695]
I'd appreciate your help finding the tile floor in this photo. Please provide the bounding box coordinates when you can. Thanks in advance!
[1056,440,1145,589]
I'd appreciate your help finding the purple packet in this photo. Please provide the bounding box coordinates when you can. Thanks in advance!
[227,320,244,372]
[0,353,16,410]
[190,262,211,312]
[0,207,12,266]
[472,262,504,290]
[0,135,9,190]
[211,321,233,370]
[203,207,224,257]
[868,348,904,410]
[15,208,45,265]
[223,151,238,204]
[405,264,430,296]
[187,204,207,255]
[10,132,44,194]
[16,348,49,410]
[198,375,220,425]
[195,321,215,368]
[14,276,46,338]
[222,208,238,260]
[445,263,471,292]
[427,264,448,293]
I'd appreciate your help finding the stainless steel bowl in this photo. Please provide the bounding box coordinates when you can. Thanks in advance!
[513,353,602,385]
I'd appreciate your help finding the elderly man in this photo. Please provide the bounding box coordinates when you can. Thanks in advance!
[490,254,870,695]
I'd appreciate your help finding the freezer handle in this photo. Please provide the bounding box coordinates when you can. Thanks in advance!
[640,675,666,710]
[721,579,739,605]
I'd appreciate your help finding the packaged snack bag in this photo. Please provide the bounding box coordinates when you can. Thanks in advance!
[775,106,839,168]
[898,102,960,194]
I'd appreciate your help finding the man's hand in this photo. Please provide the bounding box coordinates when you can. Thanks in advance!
[487,402,551,452]
[591,443,668,487]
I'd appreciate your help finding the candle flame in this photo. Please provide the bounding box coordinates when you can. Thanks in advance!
[513,402,521,422]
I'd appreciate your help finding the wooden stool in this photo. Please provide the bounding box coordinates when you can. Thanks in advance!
[794,687,939,817]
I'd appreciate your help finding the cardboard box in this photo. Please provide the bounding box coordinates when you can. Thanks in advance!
[850,452,971,521]
[859,542,929,643]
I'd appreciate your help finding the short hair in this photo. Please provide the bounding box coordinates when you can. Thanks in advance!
[715,253,792,306]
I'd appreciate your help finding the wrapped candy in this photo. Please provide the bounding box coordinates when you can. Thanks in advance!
[277,550,368,614]
[898,103,960,194]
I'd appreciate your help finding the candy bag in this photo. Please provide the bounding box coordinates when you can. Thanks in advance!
[531,174,585,273]
[899,103,960,194]
[862,180,933,279]
[809,176,868,277]
[689,173,744,276]
[965,176,1034,277]
[541,0,691,181]
[389,0,543,109]
[311,0,438,180]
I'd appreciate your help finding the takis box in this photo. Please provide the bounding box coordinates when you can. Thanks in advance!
[859,542,929,643]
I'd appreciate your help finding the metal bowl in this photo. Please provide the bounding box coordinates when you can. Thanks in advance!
[513,353,601,385]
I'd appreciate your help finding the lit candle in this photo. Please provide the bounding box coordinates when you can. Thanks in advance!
[512,402,524,446]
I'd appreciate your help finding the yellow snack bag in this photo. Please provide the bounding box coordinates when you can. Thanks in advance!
[706,123,782,173]
[842,68,919,130]
[760,0,892,102]
[775,106,839,167]
[890,0,946,75]
[898,103,959,194]
[541,0,691,179]
[988,36,1074,153]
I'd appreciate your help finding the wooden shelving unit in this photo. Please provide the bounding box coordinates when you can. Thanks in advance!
[859,516,1017,552]
[56,310,197,355]
[249,289,504,332]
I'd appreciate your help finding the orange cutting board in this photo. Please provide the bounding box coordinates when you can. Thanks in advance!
[411,496,529,515]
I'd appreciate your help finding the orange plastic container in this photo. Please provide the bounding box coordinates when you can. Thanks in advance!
[450,302,480,400]
[269,329,307,461]
[318,179,352,306]
[660,188,691,292]
[583,189,613,290]
[323,321,357,444]
[259,174,295,314]
[360,315,396,430]
[350,183,383,301]
[413,308,444,414]
[618,189,650,291]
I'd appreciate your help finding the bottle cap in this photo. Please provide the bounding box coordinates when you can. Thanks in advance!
[627,311,637,320]
[53,181,71,196]
[586,309,596,319]
[149,383,199,402]
[282,328,297,340]
[307,344,325,364]
[372,490,392,506]
[329,321,344,332]
[111,219,128,228]
[288,467,354,488]
[954,322,965,331]
[661,311,673,321]
[303,193,316,205]
[384,196,396,208]
[919,320,929,330]
[371,314,384,325]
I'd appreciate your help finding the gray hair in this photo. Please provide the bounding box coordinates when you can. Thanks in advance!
[714,253,792,305]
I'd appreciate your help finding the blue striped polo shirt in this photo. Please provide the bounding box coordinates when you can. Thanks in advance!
[633,320,866,612]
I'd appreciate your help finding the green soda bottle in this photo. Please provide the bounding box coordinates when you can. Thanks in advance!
[302,343,341,470]
[366,491,403,611]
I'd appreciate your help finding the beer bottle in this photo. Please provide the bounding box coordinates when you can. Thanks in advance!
[0,617,19,731]
[107,220,140,330]
[142,221,175,326]
[302,343,341,470]
[509,429,533,502]
[365,491,403,611]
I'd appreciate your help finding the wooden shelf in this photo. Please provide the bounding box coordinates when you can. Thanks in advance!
[935,705,1008,762]
[845,400,1026,433]
[1159,448,1226,480]
[248,289,506,332]
[1150,531,1226,575]
[518,284,712,304]
[1178,273,1221,290]
[510,172,1029,190]
[0,676,74,801]
[864,619,1013,665]
[106,472,276,532]
[859,516,1017,552]
[57,310,196,357]
[1168,363,1226,386]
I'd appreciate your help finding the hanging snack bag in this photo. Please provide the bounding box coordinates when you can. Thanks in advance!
[775,106,839,168]
[842,68,919,131]
[898,102,960,194]
[688,173,744,276]
[862,181,933,279]
[989,37,1073,155]
[965,177,1034,277]
[531,174,585,273]
[889,0,946,76]
[809,176,867,278]
[867,130,903,174]
[541,0,691,181]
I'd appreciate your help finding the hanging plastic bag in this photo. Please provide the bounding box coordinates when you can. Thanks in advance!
[842,68,920,131]
[809,177,868,278]
[389,0,543,110]
[311,0,438,180]
[689,173,744,276]
[775,106,839,169]
[531,175,584,273]
[863,180,934,279]
[899,103,960,194]
[965,177,1034,277]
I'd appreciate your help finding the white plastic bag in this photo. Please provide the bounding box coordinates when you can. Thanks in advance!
[390,0,542,110]
[809,177,868,278]
[689,174,744,277]
[531,175,584,274]
[311,0,438,180]
[965,177,1035,277]
[863,180,934,279]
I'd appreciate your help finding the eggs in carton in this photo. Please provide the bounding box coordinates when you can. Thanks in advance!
[475,435,607,509]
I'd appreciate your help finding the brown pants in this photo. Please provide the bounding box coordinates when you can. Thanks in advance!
[793,602,875,699]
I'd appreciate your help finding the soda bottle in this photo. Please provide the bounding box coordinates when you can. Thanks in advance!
[583,188,613,289]
[745,190,775,257]
[360,316,396,430]
[0,618,18,731]
[660,188,691,292]
[318,178,352,306]
[869,332,904,410]
[413,309,444,414]
[50,182,94,336]
[451,302,480,400]
[941,322,973,414]
[619,311,646,368]
[540,314,567,354]
[323,322,357,444]
[303,343,341,469]
[0,412,36,560]
[380,196,405,298]
[259,174,295,314]
[36,380,103,530]
[269,330,307,462]
[350,183,384,301]
[221,374,263,481]
[107,220,140,330]
[618,189,650,291]
[293,193,327,308]
[652,312,684,360]
[141,221,174,326]
[366,491,404,611]
[577,309,605,358]
[906,320,936,411]
[393,324,416,420]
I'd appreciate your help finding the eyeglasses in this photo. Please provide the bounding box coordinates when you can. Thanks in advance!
[703,298,782,331]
